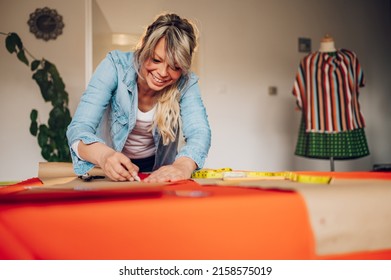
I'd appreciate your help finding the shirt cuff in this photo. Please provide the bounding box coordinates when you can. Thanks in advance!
[71,140,84,160]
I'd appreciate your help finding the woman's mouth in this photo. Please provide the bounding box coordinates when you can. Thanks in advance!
[151,73,169,85]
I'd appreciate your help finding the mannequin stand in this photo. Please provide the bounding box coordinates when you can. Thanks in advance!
[330,157,335,171]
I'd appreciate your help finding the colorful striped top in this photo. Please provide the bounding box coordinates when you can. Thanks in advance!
[292,49,366,133]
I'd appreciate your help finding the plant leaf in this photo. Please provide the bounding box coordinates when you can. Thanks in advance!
[5,33,18,53]
[41,145,52,161]
[39,124,49,134]
[32,69,51,101]
[31,60,40,71]
[16,49,29,65]
[5,33,29,65]
[11,32,24,51]
[38,127,48,148]
[30,109,38,121]
[48,106,65,129]
[29,121,38,136]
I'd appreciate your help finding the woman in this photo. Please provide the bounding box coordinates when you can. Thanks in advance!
[67,13,211,183]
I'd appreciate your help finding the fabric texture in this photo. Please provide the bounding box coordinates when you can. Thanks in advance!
[295,116,369,159]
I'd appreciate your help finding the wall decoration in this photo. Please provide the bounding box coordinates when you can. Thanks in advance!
[27,7,64,41]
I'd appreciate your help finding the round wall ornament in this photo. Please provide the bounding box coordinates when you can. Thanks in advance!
[27,7,64,41]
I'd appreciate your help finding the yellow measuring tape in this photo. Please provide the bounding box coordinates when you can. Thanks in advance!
[192,168,332,184]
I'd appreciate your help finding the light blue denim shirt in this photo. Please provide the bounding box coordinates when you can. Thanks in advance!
[67,50,211,176]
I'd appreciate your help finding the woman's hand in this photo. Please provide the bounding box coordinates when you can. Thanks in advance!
[99,150,140,181]
[78,142,139,181]
[144,157,196,183]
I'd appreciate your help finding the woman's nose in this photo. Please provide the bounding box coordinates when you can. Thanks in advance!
[157,64,168,77]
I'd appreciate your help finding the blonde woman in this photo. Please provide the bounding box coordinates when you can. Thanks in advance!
[67,13,211,182]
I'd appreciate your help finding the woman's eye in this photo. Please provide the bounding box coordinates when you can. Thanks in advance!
[152,58,160,63]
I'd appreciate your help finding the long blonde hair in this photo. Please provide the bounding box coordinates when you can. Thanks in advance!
[134,13,198,145]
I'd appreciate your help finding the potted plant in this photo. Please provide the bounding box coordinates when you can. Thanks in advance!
[1,32,72,162]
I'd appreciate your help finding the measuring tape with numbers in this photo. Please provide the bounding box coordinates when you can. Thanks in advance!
[191,168,332,184]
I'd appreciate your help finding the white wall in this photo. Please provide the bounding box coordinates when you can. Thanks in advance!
[1,0,390,181]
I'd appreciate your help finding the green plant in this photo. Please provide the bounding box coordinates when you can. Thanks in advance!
[1,32,72,162]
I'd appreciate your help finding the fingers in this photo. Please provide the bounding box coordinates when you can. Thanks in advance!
[145,158,195,183]
[144,165,187,183]
[102,152,140,181]
[105,164,131,181]
[121,159,140,181]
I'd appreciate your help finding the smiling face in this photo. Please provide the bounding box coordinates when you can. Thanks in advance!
[138,37,183,93]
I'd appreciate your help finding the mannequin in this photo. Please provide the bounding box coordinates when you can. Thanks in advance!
[319,34,336,53]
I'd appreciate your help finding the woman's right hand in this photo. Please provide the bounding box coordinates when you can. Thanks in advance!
[98,150,140,181]
[78,142,139,181]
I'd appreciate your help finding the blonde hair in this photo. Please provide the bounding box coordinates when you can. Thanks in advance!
[134,13,198,145]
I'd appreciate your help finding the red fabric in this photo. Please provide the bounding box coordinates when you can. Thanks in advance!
[0,180,313,260]
[0,178,43,195]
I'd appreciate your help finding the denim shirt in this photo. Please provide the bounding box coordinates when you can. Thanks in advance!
[67,50,211,176]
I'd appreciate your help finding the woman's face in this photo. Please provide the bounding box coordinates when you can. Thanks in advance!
[140,37,183,92]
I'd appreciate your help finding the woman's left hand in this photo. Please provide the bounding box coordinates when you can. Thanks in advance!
[144,157,196,183]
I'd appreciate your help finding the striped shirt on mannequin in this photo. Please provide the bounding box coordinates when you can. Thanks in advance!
[293,49,365,133]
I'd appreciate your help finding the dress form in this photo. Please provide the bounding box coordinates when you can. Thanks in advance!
[319,34,337,53]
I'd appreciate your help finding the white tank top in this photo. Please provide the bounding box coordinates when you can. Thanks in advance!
[122,105,156,159]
